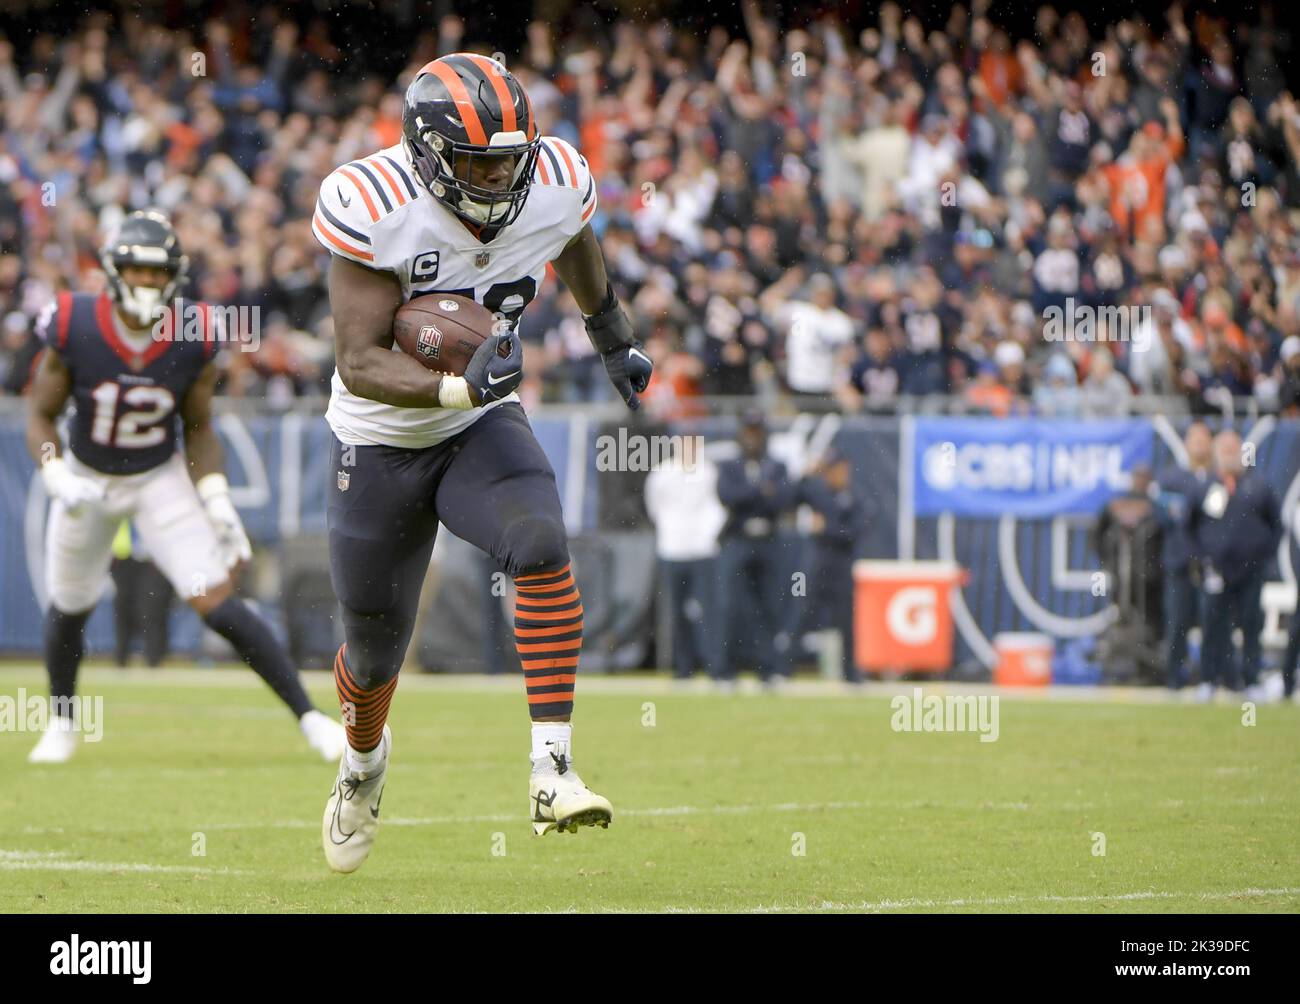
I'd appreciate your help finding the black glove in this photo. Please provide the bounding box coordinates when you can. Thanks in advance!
[464,327,524,406]
[584,282,653,410]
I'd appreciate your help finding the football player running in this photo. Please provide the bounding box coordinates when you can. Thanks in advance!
[314,54,652,872]
[25,210,346,764]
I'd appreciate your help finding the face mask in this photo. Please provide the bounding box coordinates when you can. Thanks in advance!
[458,194,511,226]
[449,145,526,227]
[120,284,163,328]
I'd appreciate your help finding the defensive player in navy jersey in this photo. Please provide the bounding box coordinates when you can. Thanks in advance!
[24,210,345,764]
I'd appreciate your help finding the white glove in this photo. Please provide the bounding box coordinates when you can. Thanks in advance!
[41,457,105,512]
[197,473,252,569]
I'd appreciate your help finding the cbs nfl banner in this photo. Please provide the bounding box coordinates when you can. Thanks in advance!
[913,418,1154,518]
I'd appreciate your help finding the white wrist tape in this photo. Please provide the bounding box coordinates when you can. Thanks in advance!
[40,456,69,494]
[438,375,473,410]
[196,472,231,503]
[197,473,243,545]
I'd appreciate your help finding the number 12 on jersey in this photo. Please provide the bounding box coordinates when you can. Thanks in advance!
[89,382,176,449]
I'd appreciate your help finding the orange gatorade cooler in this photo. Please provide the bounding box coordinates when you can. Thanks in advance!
[992,632,1053,686]
[853,560,966,673]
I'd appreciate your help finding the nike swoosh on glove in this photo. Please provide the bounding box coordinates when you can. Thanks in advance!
[583,283,654,410]
[600,343,654,411]
[465,328,524,406]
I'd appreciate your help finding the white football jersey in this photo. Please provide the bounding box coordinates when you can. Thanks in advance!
[313,137,597,447]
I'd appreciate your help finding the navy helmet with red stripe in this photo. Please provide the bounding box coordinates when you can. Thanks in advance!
[403,53,540,230]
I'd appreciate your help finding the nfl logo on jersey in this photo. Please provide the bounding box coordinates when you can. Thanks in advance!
[337,470,350,492]
[416,324,443,359]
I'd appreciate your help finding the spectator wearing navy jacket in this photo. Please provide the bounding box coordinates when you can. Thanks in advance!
[1151,421,1213,689]
[1189,430,1283,701]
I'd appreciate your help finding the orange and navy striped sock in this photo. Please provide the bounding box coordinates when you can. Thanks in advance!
[514,563,582,719]
[332,644,398,753]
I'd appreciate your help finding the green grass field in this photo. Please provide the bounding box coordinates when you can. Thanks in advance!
[1,664,1297,913]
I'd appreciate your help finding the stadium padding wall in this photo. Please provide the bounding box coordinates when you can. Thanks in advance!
[3,410,1300,673]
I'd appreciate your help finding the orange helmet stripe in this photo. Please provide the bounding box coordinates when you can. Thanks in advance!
[463,54,518,135]
[423,59,488,146]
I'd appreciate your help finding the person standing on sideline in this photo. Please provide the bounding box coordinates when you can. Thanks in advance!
[715,412,797,688]
[797,448,872,683]
[644,436,727,681]
[1151,421,1213,690]
[1190,430,1282,702]
[1273,503,1300,701]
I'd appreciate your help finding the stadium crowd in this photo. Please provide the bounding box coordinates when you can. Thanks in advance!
[1,1,1299,419]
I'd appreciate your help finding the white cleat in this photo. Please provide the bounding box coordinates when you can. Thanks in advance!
[1195,682,1215,704]
[529,746,612,836]
[322,726,391,874]
[300,710,347,762]
[28,716,78,764]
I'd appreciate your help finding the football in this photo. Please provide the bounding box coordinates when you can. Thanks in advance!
[391,294,497,375]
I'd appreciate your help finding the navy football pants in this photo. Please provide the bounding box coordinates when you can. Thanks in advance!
[327,404,570,692]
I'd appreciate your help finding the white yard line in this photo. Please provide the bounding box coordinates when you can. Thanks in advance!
[10,793,1283,837]
[0,848,248,875]
[731,887,1300,914]
[11,799,1041,835]
[192,799,1031,830]
[178,795,1267,831]
[1,849,1291,911]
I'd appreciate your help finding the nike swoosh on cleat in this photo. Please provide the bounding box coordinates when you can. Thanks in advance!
[370,784,385,819]
[329,784,357,845]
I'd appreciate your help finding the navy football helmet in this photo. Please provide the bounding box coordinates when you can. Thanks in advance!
[402,53,541,230]
[100,210,188,327]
